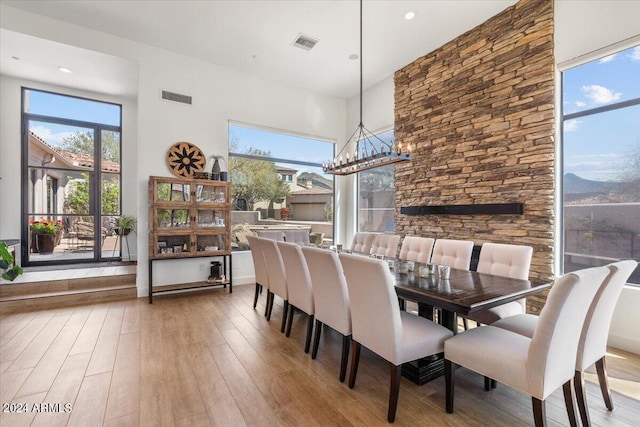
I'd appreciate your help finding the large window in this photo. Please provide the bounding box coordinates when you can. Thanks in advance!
[561,45,640,284]
[358,129,396,232]
[228,123,334,248]
[22,89,122,265]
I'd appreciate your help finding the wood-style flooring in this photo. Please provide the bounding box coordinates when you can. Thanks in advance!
[1,285,639,426]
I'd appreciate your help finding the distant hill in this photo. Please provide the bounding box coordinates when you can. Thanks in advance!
[563,173,622,194]
[297,172,332,190]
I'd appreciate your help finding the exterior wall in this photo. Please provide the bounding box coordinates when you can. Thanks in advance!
[394,0,555,313]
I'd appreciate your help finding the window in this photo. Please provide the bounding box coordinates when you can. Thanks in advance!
[23,89,122,265]
[561,45,640,284]
[358,129,396,232]
[228,123,335,248]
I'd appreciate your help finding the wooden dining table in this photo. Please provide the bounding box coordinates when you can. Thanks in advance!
[393,265,551,384]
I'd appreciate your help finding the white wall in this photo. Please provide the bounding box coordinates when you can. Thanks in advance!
[0,5,347,295]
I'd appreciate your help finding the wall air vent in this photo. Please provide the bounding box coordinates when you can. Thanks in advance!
[292,33,319,51]
[161,90,192,105]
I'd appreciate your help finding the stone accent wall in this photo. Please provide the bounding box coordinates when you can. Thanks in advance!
[394,0,554,313]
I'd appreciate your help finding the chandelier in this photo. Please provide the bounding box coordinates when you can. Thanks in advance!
[323,0,411,176]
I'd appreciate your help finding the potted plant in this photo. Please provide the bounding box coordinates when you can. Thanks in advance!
[0,242,23,281]
[115,215,137,236]
[29,219,64,254]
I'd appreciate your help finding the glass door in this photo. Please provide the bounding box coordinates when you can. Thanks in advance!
[22,88,122,266]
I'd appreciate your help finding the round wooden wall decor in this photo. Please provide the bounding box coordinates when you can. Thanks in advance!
[166,142,206,178]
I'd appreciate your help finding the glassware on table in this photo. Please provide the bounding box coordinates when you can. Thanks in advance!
[437,265,451,280]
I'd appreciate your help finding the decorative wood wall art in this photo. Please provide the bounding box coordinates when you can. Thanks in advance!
[166,142,206,178]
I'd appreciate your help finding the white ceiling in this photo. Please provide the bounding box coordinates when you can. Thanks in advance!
[0,0,518,99]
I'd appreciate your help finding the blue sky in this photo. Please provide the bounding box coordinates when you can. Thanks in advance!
[562,45,640,181]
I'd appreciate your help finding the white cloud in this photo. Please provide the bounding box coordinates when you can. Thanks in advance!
[30,126,74,147]
[565,153,626,181]
[630,46,640,62]
[599,54,616,63]
[564,119,580,132]
[581,84,622,104]
[575,101,586,107]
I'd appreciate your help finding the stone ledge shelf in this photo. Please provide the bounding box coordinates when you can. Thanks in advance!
[400,203,524,216]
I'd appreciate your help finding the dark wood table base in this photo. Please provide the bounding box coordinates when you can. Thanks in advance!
[402,354,444,385]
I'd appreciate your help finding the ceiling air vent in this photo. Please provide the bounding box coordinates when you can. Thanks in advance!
[161,90,192,105]
[292,33,319,51]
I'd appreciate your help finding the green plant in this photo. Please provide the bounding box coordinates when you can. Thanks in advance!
[0,242,23,281]
[30,219,64,235]
[115,215,137,233]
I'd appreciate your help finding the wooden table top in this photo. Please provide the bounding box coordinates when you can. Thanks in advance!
[394,267,550,316]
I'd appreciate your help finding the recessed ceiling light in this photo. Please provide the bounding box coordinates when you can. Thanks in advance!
[58,66,72,73]
[349,54,359,60]
[404,11,416,20]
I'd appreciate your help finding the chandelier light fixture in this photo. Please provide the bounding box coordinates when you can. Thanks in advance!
[323,0,411,176]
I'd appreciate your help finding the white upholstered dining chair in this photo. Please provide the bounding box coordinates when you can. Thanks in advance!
[370,234,401,259]
[431,239,474,270]
[444,266,610,427]
[246,234,269,313]
[339,252,453,422]
[301,246,352,382]
[398,236,435,264]
[492,260,637,426]
[258,237,289,333]
[350,232,377,254]
[277,241,315,353]
[466,242,533,325]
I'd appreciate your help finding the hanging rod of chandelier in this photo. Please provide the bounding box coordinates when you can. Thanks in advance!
[323,0,411,176]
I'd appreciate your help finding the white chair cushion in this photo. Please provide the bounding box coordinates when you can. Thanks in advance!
[477,243,533,280]
[445,326,531,395]
[492,313,537,338]
[399,311,452,365]
[259,237,288,299]
[370,234,401,259]
[277,241,314,314]
[468,301,525,325]
[351,232,377,254]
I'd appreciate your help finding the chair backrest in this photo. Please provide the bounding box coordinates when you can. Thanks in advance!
[528,266,609,400]
[577,260,637,371]
[284,229,310,246]
[339,252,402,364]
[431,239,474,270]
[258,237,287,299]
[257,230,284,241]
[277,241,314,314]
[399,236,435,264]
[301,246,351,335]
[370,234,401,259]
[351,232,377,254]
[477,242,533,280]
[246,234,269,289]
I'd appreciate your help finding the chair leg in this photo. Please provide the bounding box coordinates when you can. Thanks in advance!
[253,285,258,308]
[532,397,547,427]
[265,291,274,319]
[575,370,591,427]
[491,379,497,388]
[462,317,468,331]
[349,340,361,389]
[484,376,491,391]
[398,297,405,311]
[563,378,579,427]
[388,364,402,423]
[285,304,295,337]
[595,356,613,410]
[304,315,314,353]
[311,319,322,359]
[445,359,455,413]
[339,334,351,383]
[281,300,289,333]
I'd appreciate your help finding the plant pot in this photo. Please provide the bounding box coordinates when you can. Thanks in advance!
[115,228,132,236]
[35,234,56,254]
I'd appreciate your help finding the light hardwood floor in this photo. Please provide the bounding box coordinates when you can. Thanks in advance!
[1,284,639,426]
